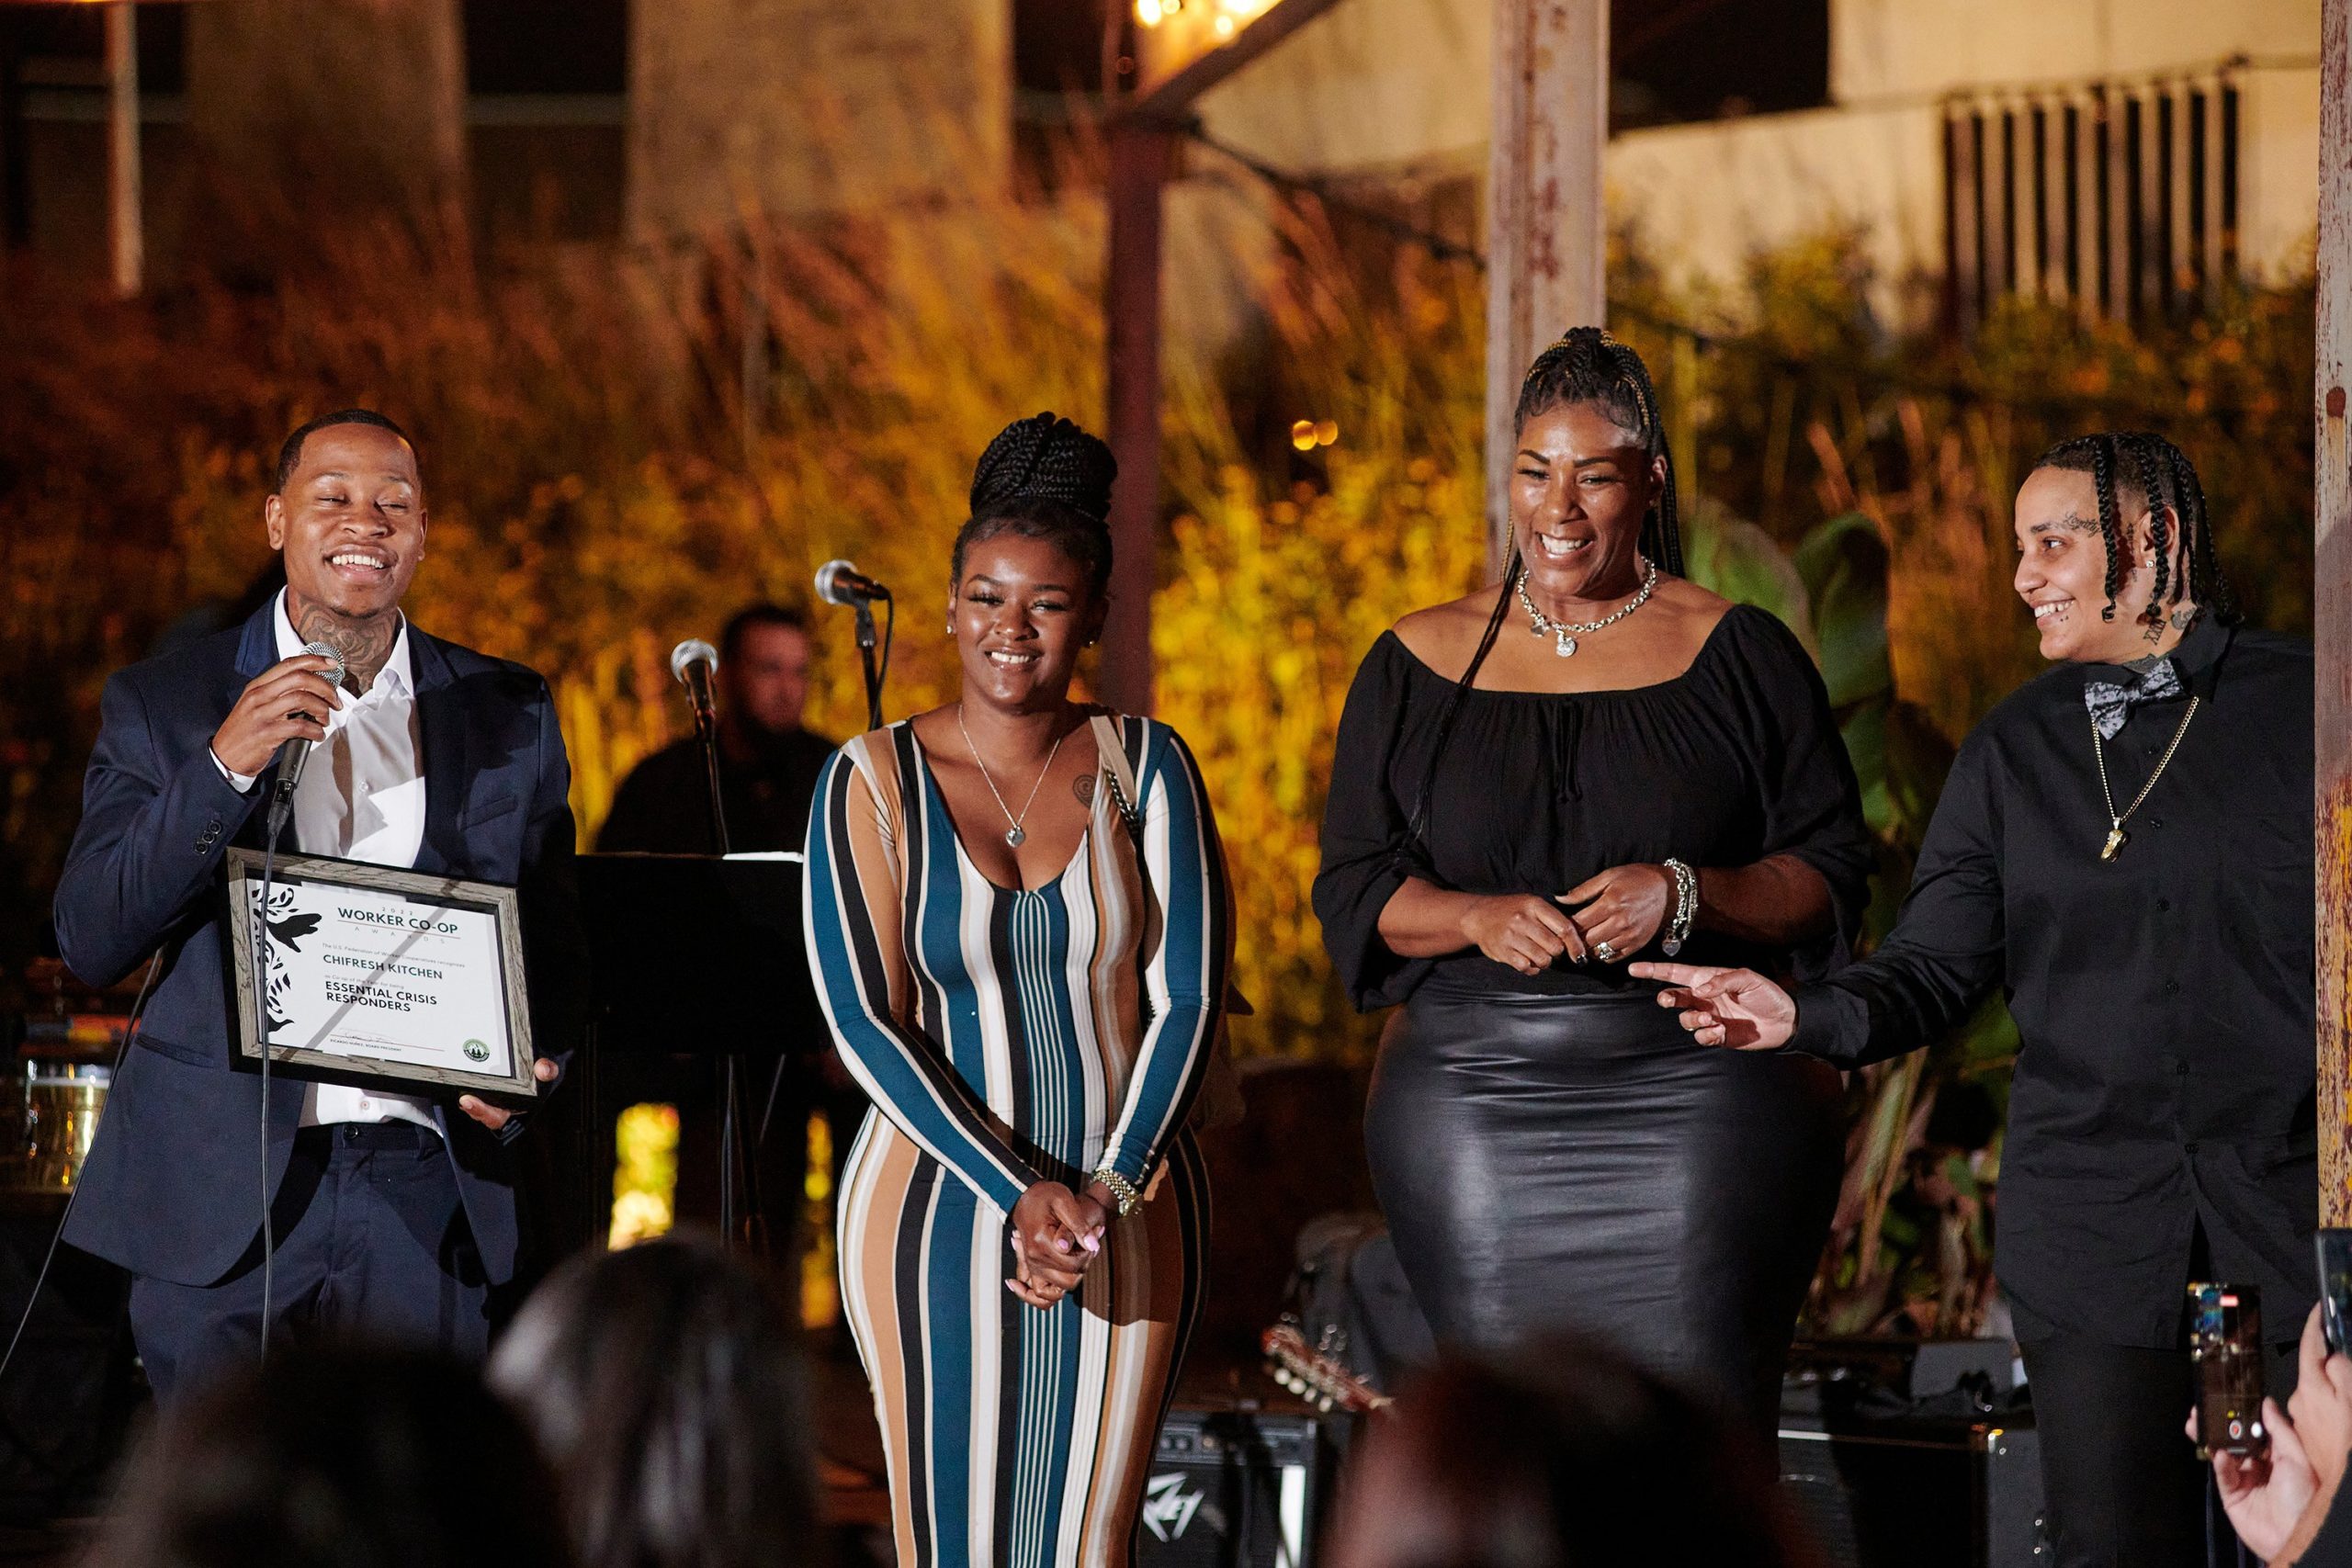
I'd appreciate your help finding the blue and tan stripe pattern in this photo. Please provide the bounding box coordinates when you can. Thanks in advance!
[805,714,1230,1568]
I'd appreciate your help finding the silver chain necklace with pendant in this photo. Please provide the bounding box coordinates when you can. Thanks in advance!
[957,704,1067,848]
[1516,555,1660,657]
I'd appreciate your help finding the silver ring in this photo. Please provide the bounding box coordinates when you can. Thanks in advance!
[1593,941,1618,964]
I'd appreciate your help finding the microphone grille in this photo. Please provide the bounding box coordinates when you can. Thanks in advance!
[815,559,855,606]
[302,639,345,686]
[670,639,719,684]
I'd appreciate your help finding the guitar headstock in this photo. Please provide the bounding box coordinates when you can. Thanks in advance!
[1261,1321,1392,1415]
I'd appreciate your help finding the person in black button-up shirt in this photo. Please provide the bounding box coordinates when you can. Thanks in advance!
[1637,433,2313,1568]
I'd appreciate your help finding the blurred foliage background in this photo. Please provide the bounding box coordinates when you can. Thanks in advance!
[0,152,2314,1337]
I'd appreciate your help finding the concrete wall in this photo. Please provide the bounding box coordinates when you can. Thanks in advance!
[2243,64,2324,281]
[1177,0,2320,344]
[1192,0,1488,177]
[627,0,1011,243]
[185,0,469,221]
[1832,0,2317,104]
[1605,103,1946,326]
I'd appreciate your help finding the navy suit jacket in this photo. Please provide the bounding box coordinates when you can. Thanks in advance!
[54,602,586,1289]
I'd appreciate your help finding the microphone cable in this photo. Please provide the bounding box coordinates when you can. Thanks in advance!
[249,640,341,1361]
[249,823,283,1364]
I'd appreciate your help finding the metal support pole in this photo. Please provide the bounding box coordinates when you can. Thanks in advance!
[106,3,141,298]
[1484,0,1608,570]
[1100,119,1174,717]
[2315,0,2349,1224]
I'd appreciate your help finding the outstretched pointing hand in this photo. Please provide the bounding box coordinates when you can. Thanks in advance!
[1627,962,1796,1051]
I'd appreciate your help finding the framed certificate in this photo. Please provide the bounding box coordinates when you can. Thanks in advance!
[223,849,539,1100]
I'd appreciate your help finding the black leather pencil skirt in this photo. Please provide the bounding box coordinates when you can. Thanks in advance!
[1366,982,1846,1430]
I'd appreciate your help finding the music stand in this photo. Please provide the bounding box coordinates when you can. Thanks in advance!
[575,852,822,1255]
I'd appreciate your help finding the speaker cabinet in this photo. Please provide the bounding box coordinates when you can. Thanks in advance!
[1137,1405,1336,1567]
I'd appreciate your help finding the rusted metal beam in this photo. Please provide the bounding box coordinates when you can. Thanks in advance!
[106,3,140,298]
[1099,119,1175,717]
[1124,0,1351,128]
[2319,0,2349,1224]
[1485,0,1609,568]
[1096,0,1347,715]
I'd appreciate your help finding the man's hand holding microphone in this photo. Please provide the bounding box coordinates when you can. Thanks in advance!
[209,651,345,780]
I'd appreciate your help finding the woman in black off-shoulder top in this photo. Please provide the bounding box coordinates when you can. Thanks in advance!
[1313,330,1872,1431]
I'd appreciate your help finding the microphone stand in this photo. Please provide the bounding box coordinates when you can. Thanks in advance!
[854,601,885,731]
[685,703,763,1256]
[692,705,730,860]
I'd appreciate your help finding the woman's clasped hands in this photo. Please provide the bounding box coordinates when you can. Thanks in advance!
[1460,863,1675,976]
[1006,1179,1114,1311]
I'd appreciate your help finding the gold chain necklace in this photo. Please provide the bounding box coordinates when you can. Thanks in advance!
[956,704,1066,849]
[2090,696,2199,862]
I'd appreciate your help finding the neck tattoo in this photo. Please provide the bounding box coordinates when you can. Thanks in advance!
[289,592,398,694]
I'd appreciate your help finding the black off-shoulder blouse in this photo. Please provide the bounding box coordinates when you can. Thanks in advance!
[1313,604,1873,1010]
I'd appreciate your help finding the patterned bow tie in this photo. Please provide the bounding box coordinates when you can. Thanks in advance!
[2084,660,2184,740]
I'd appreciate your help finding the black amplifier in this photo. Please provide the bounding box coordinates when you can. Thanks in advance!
[1778,1408,2044,1568]
[1136,1404,1335,1567]
[1779,1339,2045,1568]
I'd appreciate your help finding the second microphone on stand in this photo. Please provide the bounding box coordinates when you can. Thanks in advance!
[671,638,720,742]
[669,638,729,854]
[815,560,892,730]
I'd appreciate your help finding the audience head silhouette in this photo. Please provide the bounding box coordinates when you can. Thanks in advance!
[1327,1334,1815,1568]
[91,1344,572,1568]
[488,1234,824,1568]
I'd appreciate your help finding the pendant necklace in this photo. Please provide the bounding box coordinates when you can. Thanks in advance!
[2090,696,2199,862]
[1516,556,1659,657]
[957,704,1067,849]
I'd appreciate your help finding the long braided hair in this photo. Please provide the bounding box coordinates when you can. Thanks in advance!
[2030,433,2238,628]
[954,412,1118,598]
[1403,328,1687,847]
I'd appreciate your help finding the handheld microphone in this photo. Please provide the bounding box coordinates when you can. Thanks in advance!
[815,559,891,605]
[267,641,345,833]
[670,638,720,738]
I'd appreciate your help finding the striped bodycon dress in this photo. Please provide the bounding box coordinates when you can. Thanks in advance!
[803,715,1229,1568]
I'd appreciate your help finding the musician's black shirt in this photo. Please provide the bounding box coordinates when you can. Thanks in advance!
[1790,613,2316,1348]
[595,726,837,855]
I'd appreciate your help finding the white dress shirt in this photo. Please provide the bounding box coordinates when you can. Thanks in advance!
[215,592,439,1134]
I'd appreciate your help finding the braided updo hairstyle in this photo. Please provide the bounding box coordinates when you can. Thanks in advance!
[1401,329,1685,846]
[2030,433,2238,627]
[953,412,1118,599]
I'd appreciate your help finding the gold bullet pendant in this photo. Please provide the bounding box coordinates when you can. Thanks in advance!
[2100,827,2128,862]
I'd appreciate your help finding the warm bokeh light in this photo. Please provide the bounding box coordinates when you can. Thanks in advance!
[1288,419,1317,451]
[802,1111,840,1328]
[608,1101,680,1249]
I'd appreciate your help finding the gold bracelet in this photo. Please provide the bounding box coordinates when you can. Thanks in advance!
[1090,1166,1143,1218]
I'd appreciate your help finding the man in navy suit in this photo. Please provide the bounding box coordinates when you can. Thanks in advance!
[54,410,584,1399]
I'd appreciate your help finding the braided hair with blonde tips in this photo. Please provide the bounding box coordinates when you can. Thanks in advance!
[1401,328,1689,851]
[2030,433,2239,628]
[953,412,1118,599]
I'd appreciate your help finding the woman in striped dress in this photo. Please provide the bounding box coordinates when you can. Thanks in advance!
[804,413,1231,1568]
